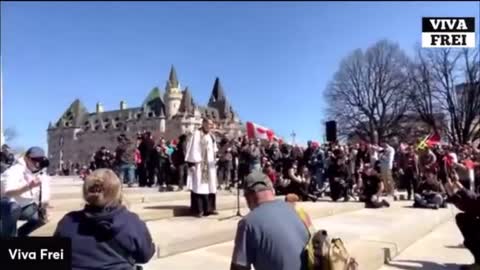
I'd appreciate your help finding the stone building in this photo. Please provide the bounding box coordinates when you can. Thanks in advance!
[47,66,244,174]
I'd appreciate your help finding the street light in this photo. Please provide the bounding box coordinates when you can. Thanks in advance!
[290,130,296,145]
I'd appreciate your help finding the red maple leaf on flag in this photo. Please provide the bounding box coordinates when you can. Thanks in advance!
[425,133,441,148]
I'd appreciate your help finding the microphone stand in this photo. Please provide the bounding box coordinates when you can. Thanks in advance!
[220,166,244,221]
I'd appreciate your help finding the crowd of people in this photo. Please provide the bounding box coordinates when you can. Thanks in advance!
[1,120,480,270]
[68,128,480,212]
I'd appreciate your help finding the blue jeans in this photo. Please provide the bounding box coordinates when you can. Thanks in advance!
[120,163,136,185]
[414,193,444,207]
[313,168,325,189]
[0,199,46,237]
[250,162,261,173]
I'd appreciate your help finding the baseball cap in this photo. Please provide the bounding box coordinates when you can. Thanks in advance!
[244,171,273,194]
[26,147,46,159]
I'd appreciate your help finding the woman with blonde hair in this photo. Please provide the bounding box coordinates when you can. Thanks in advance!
[54,169,155,270]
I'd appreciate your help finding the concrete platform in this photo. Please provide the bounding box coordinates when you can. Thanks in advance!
[149,201,363,258]
[379,220,473,270]
[31,199,364,260]
[142,202,454,270]
[31,194,249,236]
[49,189,238,211]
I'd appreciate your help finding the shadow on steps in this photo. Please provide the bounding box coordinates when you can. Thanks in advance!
[386,259,465,270]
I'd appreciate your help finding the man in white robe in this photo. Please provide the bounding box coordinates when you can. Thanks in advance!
[185,118,219,217]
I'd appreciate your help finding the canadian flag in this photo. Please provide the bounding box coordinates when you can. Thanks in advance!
[246,121,275,141]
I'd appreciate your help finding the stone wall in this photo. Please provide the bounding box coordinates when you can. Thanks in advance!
[47,115,244,174]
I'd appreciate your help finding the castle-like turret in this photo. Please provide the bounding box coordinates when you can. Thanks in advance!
[208,77,236,120]
[177,87,196,116]
[164,65,183,119]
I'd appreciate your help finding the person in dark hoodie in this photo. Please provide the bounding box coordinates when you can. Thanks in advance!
[53,169,155,270]
[171,134,188,190]
[114,135,137,187]
[445,172,480,270]
[360,165,390,209]
[138,132,156,187]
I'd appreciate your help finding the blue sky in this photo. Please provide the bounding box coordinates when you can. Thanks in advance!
[1,1,479,150]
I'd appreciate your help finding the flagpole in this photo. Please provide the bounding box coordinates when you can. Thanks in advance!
[0,56,4,145]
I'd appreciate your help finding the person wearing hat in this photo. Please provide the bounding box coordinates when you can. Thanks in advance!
[0,146,51,237]
[1,144,15,173]
[230,171,309,270]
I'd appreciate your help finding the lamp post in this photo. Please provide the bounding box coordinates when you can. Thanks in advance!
[0,56,4,145]
[290,130,296,145]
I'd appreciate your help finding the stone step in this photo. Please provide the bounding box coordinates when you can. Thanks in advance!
[49,190,237,210]
[141,201,454,270]
[148,201,364,259]
[49,176,84,185]
[50,186,159,198]
[30,195,250,237]
[378,218,471,270]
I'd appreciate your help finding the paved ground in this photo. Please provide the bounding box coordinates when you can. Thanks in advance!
[143,202,454,270]
[379,221,473,270]
[44,176,467,270]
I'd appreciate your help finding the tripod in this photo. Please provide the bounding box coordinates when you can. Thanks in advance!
[219,177,244,221]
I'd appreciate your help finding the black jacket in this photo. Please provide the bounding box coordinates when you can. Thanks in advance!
[450,188,480,217]
[139,138,155,165]
[0,150,15,173]
[54,205,155,270]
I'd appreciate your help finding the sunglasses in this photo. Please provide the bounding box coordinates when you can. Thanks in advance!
[29,157,50,169]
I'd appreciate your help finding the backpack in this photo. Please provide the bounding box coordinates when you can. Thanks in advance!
[296,208,358,270]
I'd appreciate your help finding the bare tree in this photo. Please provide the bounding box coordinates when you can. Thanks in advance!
[410,48,480,144]
[325,40,411,143]
[408,46,444,133]
[4,127,18,144]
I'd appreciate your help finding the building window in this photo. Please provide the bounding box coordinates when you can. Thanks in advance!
[148,112,154,118]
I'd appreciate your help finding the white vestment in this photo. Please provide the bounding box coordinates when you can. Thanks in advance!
[185,130,218,195]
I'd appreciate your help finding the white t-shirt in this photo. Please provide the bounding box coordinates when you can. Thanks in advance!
[380,145,395,170]
[0,158,50,207]
[369,146,379,164]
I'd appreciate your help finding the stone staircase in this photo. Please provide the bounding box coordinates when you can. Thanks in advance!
[34,176,457,270]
